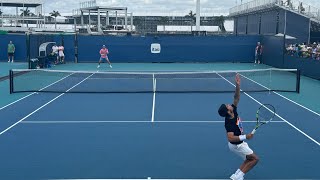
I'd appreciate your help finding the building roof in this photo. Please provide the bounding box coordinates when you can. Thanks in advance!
[0,0,43,7]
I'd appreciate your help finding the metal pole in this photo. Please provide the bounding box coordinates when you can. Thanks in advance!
[74,17,76,31]
[106,11,109,26]
[130,12,133,31]
[23,2,25,27]
[116,11,118,30]
[98,8,101,29]
[283,10,287,68]
[43,3,45,27]
[41,4,44,28]
[125,8,128,30]
[81,10,84,26]
[308,18,311,44]
[196,0,200,31]
[1,1,3,27]
[89,10,91,26]
[284,10,287,36]
[16,7,18,27]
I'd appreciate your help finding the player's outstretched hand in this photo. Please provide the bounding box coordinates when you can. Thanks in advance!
[246,133,254,140]
[235,73,241,86]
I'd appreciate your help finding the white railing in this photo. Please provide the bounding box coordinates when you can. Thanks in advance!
[230,0,320,22]
[72,0,96,16]
[1,14,44,19]
[72,9,81,16]
[0,0,43,5]
[229,0,279,15]
[80,0,96,9]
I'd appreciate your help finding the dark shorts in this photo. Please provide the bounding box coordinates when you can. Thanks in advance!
[8,53,14,57]
[100,57,109,61]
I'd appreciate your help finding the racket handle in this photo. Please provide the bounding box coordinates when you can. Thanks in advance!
[251,129,256,134]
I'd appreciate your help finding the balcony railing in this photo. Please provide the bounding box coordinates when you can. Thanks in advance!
[0,14,45,20]
[229,0,320,22]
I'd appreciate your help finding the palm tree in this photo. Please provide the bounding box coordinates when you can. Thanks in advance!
[133,16,144,32]
[159,16,169,32]
[50,10,61,29]
[215,15,226,33]
[20,7,33,27]
[9,20,15,26]
[185,10,196,31]
[20,7,32,16]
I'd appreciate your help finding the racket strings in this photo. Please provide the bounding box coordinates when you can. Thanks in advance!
[258,105,275,123]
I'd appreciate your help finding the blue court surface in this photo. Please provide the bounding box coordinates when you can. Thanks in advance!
[0,62,27,78]
[0,64,319,180]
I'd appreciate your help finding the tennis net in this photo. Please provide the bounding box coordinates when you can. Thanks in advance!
[9,68,300,93]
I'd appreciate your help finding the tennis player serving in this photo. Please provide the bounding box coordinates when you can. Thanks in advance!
[97,45,112,68]
[218,74,259,180]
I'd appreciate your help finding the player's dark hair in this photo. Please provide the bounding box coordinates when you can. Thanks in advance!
[218,104,228,117]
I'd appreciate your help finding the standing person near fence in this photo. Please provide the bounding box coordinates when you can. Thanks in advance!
[97,45,112,68]
[7,41,15,63]
[52,44,59,64]
[255,42,263,64]
[218,74,259,180]
[58,45,65,64]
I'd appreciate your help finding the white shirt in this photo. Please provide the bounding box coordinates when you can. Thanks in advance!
[52,46,58,54]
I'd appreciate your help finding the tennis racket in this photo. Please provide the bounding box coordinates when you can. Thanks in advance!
[251,104,276,134]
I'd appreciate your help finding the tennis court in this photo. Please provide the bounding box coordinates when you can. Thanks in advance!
[0,63,319,180]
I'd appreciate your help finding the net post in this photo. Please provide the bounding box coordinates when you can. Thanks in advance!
[269,69,272,94]
[296,69,301,93]
[9,70,13,94]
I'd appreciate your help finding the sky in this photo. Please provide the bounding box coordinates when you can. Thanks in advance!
[42,0,320,16]
[2,0,320,16]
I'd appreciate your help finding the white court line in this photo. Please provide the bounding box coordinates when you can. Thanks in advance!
[0,93,36,111]
[218,73,320,146]
[21,121,285,124]
[240,74,320,117]
[0,94,64,136]
[0,73,94,136]
[273,91,320,117]
[0,73,75,111]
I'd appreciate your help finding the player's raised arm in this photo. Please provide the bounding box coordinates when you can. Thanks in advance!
[233,73,241,107]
